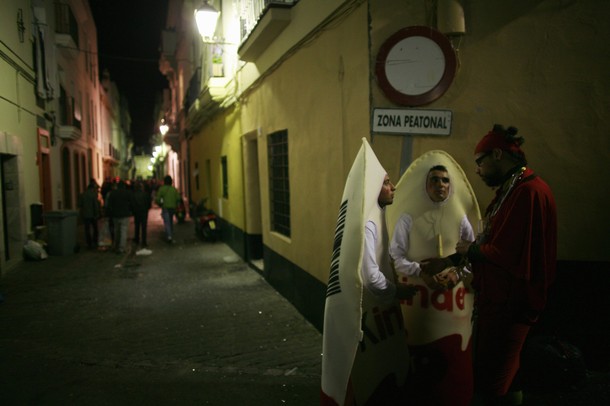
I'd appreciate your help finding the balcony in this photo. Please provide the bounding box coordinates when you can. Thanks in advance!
[163,131,180,152]
[184,67,202,113]
[238,2,296,62]
[187,77,236,133]
[159,29,178,76]
[55,2,79,59]
[57,124,82,141]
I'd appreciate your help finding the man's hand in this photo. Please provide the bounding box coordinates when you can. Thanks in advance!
[434,268,459,290]
[420,257,450,276]
[420,269,445,290]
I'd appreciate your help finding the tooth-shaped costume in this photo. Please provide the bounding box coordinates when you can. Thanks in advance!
[321,139,409,406]
[387,150,480,406]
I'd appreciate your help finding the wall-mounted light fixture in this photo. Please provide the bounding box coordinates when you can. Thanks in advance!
[437,0,466,60]
[159,119,169,136]
[437,0,466,36]
[195,1,221,41]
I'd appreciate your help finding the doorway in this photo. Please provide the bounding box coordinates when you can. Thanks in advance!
[241,131,262,262]
[1,154,22,263]
[38,129,52,211]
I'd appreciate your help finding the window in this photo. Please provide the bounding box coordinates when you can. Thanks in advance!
[55,2,79,46]
[221,156,228,198]
[59,85,81,129]
[268,130,290,237]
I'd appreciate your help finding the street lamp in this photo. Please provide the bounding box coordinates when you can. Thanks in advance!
[195,1,220,41]
[159,119,169,136]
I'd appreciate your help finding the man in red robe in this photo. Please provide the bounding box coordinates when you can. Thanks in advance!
[424,124,557,405]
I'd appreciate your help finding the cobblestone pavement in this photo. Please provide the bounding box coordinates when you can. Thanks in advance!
[0,208,322,405]
[1,207,609,405]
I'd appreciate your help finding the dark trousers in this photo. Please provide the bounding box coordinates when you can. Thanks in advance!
[134,211,149,245]
[83,217,99,248]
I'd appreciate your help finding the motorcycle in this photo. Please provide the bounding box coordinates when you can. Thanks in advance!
[191,199,220,242]
[175,198,186,223]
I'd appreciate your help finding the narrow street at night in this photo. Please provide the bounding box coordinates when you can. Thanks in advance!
[0,208,322,405]
[1,209,609,405]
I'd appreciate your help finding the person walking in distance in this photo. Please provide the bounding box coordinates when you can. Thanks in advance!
[155,175,181,243]
[105,180,134,254]
[424,125,557,405]
[132,181,152,247]
[78,180,101,249]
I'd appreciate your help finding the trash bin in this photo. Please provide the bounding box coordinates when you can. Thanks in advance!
[43,210,79,255]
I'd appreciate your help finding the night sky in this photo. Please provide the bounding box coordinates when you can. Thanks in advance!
[89,0,169,153]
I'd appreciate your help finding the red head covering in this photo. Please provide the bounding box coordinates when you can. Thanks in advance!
[475,126,525,155]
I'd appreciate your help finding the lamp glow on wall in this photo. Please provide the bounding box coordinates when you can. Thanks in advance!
[195,1,220,41]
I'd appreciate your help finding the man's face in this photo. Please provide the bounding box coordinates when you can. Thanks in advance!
[475,149,503,187]
[378,174,396,207]
[426,170,450,202]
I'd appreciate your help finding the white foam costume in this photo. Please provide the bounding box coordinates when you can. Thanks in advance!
[321,138,409,406]
[387,150,480,406]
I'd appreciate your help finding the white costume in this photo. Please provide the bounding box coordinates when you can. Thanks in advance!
[386,150,480,406]
[362,213,397,304]
[391,213,474,277]
[322,139,408,406]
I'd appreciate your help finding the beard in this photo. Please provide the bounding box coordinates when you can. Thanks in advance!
[481,169,504,188]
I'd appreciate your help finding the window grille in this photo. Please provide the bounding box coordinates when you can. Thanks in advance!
[268,130,290,237]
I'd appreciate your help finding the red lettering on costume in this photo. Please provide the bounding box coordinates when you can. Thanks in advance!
[432,289,453,311]
[403,284,429,307]
[455,286,465,310]
[400,283,467,311]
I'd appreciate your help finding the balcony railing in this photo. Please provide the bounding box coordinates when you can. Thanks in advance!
[239,0,299,42]
[185,67,202,113]
[55,2,79,56]
[238,0,298,61]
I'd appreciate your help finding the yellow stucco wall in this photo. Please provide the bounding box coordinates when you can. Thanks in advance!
[189,107,246,229]
[238,3,371,282]
[189,2,416,283]
[189,0,610,290]
[371,0,610,262]
[0,0,42,270]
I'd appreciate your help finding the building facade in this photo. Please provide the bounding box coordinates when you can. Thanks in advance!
[161,0,609,331]
[0,0,130,274]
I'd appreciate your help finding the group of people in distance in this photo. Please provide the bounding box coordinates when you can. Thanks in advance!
[78,175,182,253]
[322,124,557,406]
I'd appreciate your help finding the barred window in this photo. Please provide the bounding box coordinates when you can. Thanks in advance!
[268,130,290,237]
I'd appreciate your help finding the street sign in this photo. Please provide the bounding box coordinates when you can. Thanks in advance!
[372,108,452,136]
